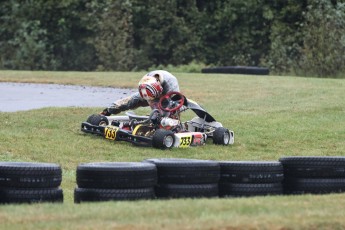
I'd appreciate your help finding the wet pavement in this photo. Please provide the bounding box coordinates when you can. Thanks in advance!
[0,82,136,112]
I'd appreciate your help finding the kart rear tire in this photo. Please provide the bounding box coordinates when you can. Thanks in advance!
[213,127,231,145]
[86,114,109,126]
[152,129,175,149]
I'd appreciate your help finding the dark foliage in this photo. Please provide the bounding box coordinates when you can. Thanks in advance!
[0,0,344,77]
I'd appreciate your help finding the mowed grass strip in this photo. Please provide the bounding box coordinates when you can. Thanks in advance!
[0,71,345,229]
[1,195,345,230]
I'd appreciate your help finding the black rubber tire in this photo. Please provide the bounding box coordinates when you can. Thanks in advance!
[219,183,283,197]
[74,187,155,203]
[86,114,109,126]
[213,127,231,145]
[218,161,284,183]
[143,158,220,184]
[279,156,345,178]
[0,188,63,204]
[0,162,62,188]
[76,162,157,189]
[202,66,269,75]
[152,129,175,149]
[155,183,218,199]
[283,178,345,195]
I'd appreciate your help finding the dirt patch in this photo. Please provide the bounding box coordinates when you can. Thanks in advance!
[0,82,136,112]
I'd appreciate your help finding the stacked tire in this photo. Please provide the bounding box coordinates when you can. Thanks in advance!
[144,158,220,198]
[0,162,63,204]
[74,162,157,203]
[280,156,345,195]
[218,161,284,197]
[202,66,269,75]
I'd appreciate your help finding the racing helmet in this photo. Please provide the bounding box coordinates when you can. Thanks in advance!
[138,75,163,101]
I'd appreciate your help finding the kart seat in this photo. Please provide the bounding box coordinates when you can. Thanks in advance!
[125,111,149,121]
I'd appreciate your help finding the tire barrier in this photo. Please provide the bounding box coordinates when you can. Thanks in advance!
[72,156,345,199]
[218,161,284,197]
[3,156,345,204]
[0,162,63,204]
[143,158,220,198]
[201,66,269,75]
[74,162,157,203]
[280,156,345,195]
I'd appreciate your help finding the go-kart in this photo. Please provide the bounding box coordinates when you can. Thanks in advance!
[81,91,234,149]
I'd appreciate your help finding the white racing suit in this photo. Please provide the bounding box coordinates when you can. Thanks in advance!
[105,70,180,115]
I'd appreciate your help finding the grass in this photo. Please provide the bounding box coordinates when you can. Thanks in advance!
[0,70,345,229]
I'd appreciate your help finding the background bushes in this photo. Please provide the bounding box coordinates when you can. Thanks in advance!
[0,0,344,77]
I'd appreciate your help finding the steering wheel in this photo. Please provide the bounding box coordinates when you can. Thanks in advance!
[158,91,185,112]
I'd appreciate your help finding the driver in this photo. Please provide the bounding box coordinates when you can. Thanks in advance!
[100,70,180,116]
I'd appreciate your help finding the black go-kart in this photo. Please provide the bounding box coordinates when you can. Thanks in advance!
[81,91,234,149]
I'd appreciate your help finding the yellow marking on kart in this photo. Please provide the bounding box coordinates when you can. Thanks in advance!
[177,133,193,148]
[104,126,119,140]
[132,124,143,136]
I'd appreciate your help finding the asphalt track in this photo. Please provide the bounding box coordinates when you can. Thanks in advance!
[0,82,136,112]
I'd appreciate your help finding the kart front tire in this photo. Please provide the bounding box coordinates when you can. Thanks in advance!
[152,129,175,149]
[86,114,109,126]
[213,127,231,145]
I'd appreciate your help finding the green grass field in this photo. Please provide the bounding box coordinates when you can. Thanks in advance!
[0,70,345,229]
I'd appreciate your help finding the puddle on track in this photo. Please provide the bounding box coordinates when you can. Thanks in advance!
[0,82,136,112]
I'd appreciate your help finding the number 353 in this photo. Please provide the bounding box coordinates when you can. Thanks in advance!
[179,136,192,147]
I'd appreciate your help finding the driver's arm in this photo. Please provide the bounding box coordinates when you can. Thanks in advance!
[101,93,149,115]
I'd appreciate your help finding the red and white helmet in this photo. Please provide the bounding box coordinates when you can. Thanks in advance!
[138,75,163,101]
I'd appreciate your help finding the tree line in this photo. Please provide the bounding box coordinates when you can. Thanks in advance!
[0,0,344,77]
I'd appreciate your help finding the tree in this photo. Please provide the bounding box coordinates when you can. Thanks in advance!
[298,0,345,77]
[132,0,200,69]
[265,0,307,74]
[90,0,136,71]
[0,1,56,69]
[195,0,274,66]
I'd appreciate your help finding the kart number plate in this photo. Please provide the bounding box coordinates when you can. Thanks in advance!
[179,135,192,148]
[104,126,119,140]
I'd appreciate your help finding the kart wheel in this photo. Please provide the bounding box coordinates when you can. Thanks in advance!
[213,127,231,145]
[152,129,175,149]
[86,114,109,126]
